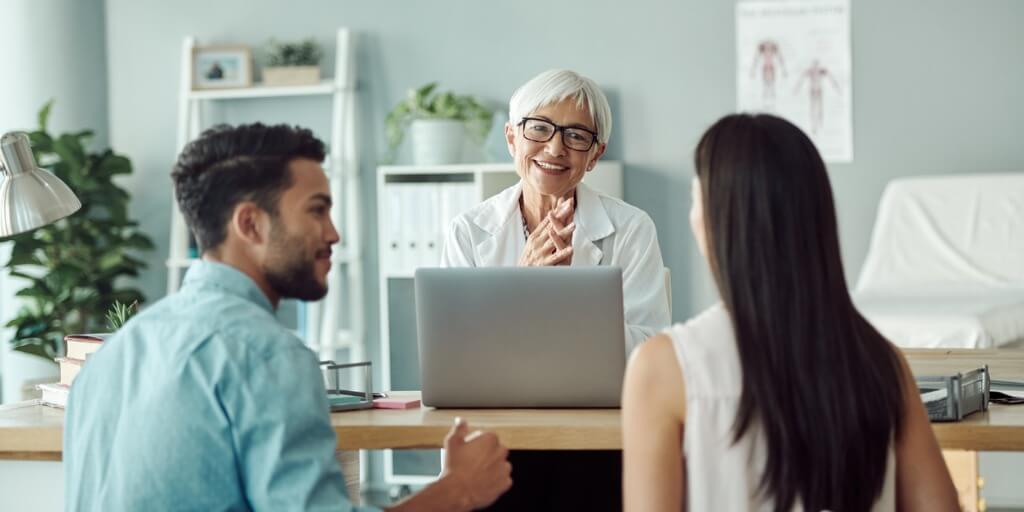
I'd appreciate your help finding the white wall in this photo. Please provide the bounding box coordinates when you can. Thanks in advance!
[0,0,109,404]
[0,461,62,512]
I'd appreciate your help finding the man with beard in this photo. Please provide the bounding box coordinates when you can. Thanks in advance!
[64,123,512,511]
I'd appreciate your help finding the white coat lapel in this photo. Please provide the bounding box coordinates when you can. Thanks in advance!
[572,182,614,267]
[473,182,523,266]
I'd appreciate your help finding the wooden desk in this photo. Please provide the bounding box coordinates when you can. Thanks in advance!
[332,395,620,450]
[331,397,1024,453]
[2,349,1023,460]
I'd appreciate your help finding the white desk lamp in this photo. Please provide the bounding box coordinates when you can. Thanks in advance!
[0,132,81,236]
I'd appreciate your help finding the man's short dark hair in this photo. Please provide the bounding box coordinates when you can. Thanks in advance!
[171,123,326,252]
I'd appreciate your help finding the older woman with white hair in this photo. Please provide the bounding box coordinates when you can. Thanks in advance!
[441,69,670,511]
[441,69,670,352]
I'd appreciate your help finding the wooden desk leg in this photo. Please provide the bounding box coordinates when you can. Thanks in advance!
[943,450,984,512]
[336,449,362,505]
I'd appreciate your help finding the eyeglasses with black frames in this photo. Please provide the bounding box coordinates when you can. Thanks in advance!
[517,117,599,152]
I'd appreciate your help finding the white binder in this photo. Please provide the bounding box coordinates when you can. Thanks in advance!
[440,182,478,233]
[418,184,442,268]
[383,184,404,275]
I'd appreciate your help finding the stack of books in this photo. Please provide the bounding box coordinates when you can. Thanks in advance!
[37,333,108,408]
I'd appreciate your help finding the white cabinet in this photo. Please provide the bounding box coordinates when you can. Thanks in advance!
[375,161,622,484]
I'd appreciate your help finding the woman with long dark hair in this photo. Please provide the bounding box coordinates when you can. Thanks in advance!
[621,113,959,511]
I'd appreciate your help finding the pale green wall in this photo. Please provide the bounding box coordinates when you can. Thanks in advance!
[104,0,1024,320]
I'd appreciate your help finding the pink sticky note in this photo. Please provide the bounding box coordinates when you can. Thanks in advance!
[373,397,421,409]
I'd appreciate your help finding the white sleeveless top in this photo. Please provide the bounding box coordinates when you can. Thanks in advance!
[666,304,896,512]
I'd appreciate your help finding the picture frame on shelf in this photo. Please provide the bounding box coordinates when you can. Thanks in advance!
[192,45,252,90]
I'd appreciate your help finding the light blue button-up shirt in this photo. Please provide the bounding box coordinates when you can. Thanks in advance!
[64,261,379,511]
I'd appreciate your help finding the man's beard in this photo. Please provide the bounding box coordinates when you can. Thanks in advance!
[263,222,328,302]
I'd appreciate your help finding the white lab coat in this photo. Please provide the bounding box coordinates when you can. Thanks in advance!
[440,180,671,353]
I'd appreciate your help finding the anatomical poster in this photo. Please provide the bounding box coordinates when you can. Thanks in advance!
[737,0,853,162]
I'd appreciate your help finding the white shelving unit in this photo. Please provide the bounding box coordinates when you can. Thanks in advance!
[169,29,364,364]
[375,161,623,485]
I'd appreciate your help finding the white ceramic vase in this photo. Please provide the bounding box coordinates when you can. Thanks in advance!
[410,119,465,165]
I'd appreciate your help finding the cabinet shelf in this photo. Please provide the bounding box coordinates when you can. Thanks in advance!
[187,80,338,100]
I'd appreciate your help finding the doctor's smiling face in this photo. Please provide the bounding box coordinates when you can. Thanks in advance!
[506,97,606,200]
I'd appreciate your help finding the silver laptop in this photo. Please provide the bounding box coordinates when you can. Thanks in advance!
[415,267,626,408]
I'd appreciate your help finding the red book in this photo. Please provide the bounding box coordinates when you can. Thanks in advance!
[63,333,108,360]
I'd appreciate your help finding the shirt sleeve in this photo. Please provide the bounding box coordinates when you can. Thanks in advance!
[440,215,476,268]
[221,341,381,512]
[616,213,672,353]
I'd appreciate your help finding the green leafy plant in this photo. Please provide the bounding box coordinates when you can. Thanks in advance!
[384,82,494,161]
[105,300,139,331]
[3,101,154,361]
[265,38,322,67]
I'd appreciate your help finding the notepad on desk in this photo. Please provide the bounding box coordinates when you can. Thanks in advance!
[373,396,420,409]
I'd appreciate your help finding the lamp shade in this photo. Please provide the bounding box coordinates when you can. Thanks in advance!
[0,132,82,237]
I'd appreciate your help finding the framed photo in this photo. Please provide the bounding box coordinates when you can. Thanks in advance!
[192,45,252,90]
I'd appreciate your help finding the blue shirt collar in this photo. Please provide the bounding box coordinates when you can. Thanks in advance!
[181,260,275,313]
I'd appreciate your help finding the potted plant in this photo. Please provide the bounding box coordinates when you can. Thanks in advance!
[105,300,139,331]
[3,102,154,363]
[385,82,493,165]
[263,38,322,86]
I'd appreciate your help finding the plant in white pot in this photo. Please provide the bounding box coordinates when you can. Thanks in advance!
[385,82,493,165]
[263,39,322,86]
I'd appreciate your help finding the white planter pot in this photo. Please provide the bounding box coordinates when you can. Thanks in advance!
[263,66,321,86]
[410,119,465,165]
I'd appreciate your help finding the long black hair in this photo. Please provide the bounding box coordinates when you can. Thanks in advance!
[694,114,905,511]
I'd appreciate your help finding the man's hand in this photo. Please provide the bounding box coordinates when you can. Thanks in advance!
[386,418,512,512]
[518,197,575,267]
[441,418,512,510]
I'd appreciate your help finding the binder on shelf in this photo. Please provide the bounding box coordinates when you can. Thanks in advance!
[418,184,442,269]
[398,184,419,276]
[440,181,477,231]
[383,183,404,275]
